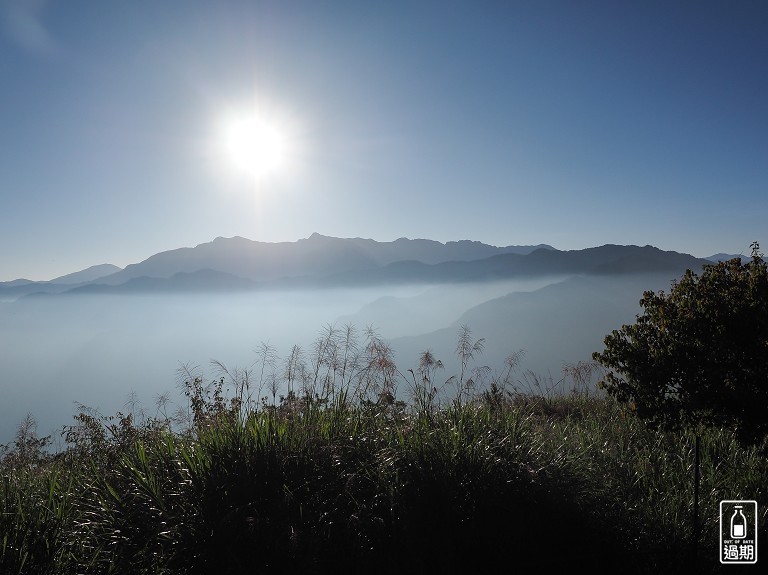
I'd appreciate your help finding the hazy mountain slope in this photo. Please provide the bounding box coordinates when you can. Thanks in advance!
[0,264,123,299]
[275,244,711,289]
[75,234,558,287]
[90,235,377,285]
[519,244,708,275]
[66,269,256,294]
[0,279,36,288]
[706,253,747,262]
[346,236,554,265]
[336,277,568,338]
[50,264,122,284]
[387,271,695,389]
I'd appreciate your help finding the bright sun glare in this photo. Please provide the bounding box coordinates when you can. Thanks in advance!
[213,104,299,185]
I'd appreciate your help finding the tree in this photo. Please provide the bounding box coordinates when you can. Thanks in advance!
[592,243,768,447]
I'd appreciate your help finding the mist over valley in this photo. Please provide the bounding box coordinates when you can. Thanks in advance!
[0,235,715,445]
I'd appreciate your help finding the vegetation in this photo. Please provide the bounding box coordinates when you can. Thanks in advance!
[593,243,768,448]
[2,321,766,574]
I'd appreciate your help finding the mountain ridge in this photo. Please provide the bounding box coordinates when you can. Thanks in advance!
[50,264,123,285]
[92,233,557,286]
[1,235,716,300]
[1,235,556,298]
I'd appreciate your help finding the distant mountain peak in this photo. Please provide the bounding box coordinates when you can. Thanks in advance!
[706,253,745,262]
[50,263,122,285]
[209,235,251,244]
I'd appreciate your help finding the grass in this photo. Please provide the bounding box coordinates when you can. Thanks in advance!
[1,324,766,574]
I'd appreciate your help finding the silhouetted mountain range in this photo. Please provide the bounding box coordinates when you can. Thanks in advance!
[77,234,555,287]
[1,234,716,300]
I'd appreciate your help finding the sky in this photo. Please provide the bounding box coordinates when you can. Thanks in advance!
[1,0,767,282]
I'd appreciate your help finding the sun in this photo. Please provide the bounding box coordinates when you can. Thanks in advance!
[221,114,286,180]
[212,104,299,185]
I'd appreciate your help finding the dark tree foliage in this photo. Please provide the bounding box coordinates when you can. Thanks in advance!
[593,244,768,447]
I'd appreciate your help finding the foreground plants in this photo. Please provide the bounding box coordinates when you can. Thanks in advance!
[3,389,766,575]
[2,324,766,574]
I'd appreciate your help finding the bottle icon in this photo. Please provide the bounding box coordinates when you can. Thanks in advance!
[731,505,747,539]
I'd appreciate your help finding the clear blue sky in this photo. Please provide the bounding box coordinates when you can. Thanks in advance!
[2,0,766,281]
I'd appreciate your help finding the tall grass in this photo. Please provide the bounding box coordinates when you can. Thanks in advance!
[1,325,766,574]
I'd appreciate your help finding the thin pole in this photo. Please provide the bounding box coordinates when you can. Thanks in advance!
[693,433,701,563]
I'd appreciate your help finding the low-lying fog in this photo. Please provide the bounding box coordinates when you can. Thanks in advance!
[0,273,662,446]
